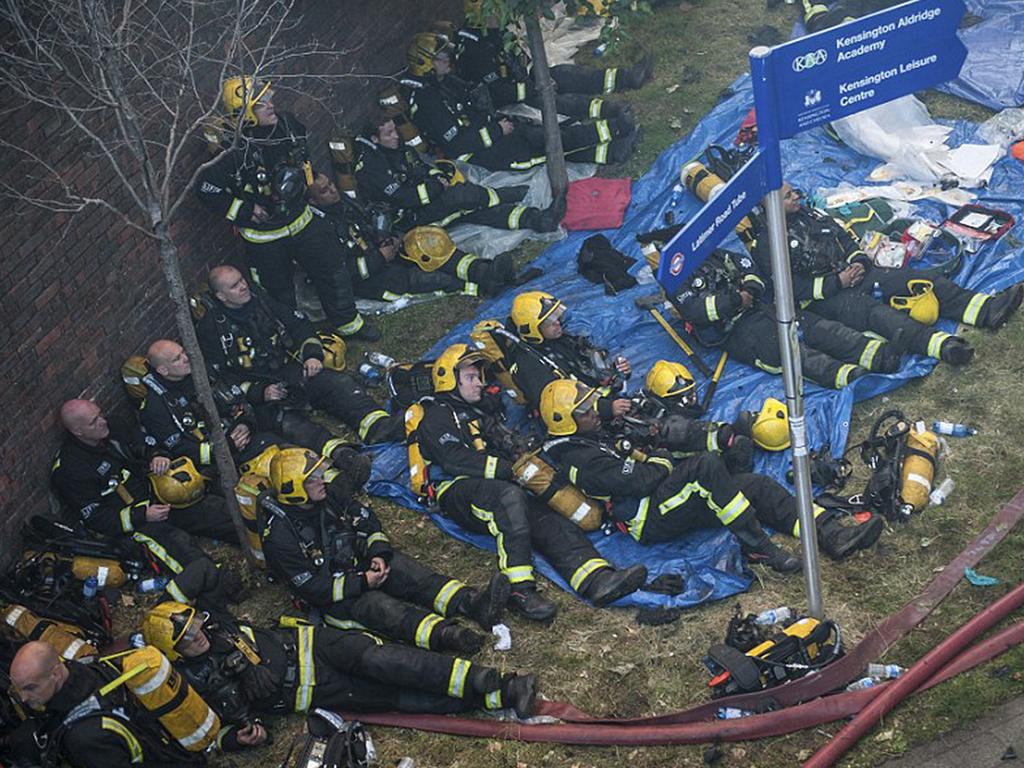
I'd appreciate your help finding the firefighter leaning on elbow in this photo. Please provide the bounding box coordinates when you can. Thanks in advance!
[196,76,378,342]
[538,379,884,573]
[260,447,511,656]
[415,344,648,622]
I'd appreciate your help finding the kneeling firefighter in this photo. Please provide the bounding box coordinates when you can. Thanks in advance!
[260,447,509,654]
[539,380,884,572]
[141,600,537,750]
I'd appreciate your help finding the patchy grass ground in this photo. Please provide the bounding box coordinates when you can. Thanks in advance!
[198,1,1024,766]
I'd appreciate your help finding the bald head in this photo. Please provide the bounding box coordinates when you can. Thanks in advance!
[59,399,109,444]
[209,265,252,308]
[10,641,67,709]
[147,339,191,381]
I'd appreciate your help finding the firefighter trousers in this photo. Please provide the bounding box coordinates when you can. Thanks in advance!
[168,494,240,545]
[437,478,613,594]
[405,182,541,231]
[356,256,508,301]
[128,520,206,575]
[489,78,629,119]
[864,265,994,327]
[466,120,629,171]
[246,214,365,336]
[323,551,473,650]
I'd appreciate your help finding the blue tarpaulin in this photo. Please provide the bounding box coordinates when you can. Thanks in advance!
[364,73,1024,611]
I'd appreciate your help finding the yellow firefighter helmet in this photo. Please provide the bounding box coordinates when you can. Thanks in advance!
[269,447,325,505]
[317,331,348,371]
[221,76,272,126]
[150,457,206,508]
[402,226,457,272]
[540,379,599,436]
[510,291,564,344]
[889,279,939,325]
[644,360,696,400]
[407,32,452,76]
[142,601,198,662]
[432,343,487,394]
[751,397,791,451]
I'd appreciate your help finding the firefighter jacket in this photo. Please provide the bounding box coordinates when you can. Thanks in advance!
[35,660,189,768]
[671,249,766,343]
[542,432,673,523]
[51,419,156,539]
[409,72,501,159]
[455,26,530,103]
[196,112,313,237]
[753,206,870,303]
[353,136,448,213]
[261,497,393,608]
[194,289,324,404]
[316,197,392,283]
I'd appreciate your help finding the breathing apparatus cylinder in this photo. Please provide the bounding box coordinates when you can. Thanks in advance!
[512,453,604,531]
[3,605,98,661]
[235,473,271,567]
[404,403,431,498]
[900,423,938,512]
[682,160,757,250]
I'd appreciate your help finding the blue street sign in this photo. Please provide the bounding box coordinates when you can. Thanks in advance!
[656,151,767,296]
[771,0,966,138]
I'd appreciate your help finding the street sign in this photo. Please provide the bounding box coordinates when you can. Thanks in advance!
[771,0,967,138]
[656,150,767,296]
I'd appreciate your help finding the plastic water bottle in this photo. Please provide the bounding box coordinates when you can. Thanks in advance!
[753,606,793,626]
[929,477,955,506]
[867,663,905,680]
[931,421,977,437]
[717,707,753,719]
[664,183,685,225]
[366,352,396,369]
[129,632,146,649]
[358,362,382,385]
[593,43,608,57]
[846,677,876,691]
[137,576,168,594]
[82,576,98,599]
[871,282,883,301]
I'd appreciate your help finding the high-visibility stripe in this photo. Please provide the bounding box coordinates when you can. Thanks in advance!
[60,638,86,660]
[132,533,183,574]
[448,658,471,697]
[132,655,171,695]
[336,313,365,335]
[813,277,826,300]
[627,497,652,541]
[323,615,367,630]
[120,507,134,532]
[716,491,750,525]
[706,429,719,453]
[239,626,256,644]
[226,198,244,222]
[239,206,313,243]
[356,256,369,279]
[469,504,533,582]
[455,253,477,279]
[509,155,547,170]
[646,456,673,471]
[484,689,503,709]
[358,410,389,440]
[485,188,500,207]
[462,282,479,296]
[199,442,212,465]
[515,81,527,101]
[928,331,952,359]
[366,532,389,549]
[569,558,609,593]
[504,565,534,583]
[332,575,347,601]
[589,98,603,118]
[603,67,618,93]
[433,579,465,615]
[414,614,444,649]
[962,293,989,326]
[416,183,431,205]
[568,466,578,485]
[835,363,858,388]
[507,206,526,229]
[595,119,612,143]
[745,274,765,289]
[165,579,187,603]
[594,142,609,164]
[101,717,143,763]
[859,339,882,369]
[322,437,347,458]
[478,127,493,148]
[705,295,719,322]
[792,504,828,537]
[381,290,404,301]
[178,707,218,748]
[293,625,316,712]
[484,456,498,479]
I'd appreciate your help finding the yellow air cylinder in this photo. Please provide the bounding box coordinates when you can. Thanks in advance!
[235,473,271,567]
[512,453,604,531]
[3,604,97,661]
[682,160,757,250]
[71,556,128,588]
[405,403,431,498]
[901,423,938,512]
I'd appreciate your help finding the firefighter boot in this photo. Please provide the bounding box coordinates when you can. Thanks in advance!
[522,205,563,233]
[496,185,530,204]
[479,253,517,297]
[329,445,372,490]
[982,284,1024,329]
[436,622,486,655]
[939,336,974,366]
[503,673,537,719]
[817,513,884,560]
[619,53,655,89]
[363,412,407,444]
[581,564,648,607]
[468,665,501,697]
[731,517,802,574]
[508,583,557,622]
[457,573,512,629]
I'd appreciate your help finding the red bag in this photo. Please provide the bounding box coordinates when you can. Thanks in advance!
[561,177,632,231]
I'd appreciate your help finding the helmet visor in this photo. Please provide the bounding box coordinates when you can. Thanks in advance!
[571,384,600,418]
[171,609,206,649]
[538,299,565,331]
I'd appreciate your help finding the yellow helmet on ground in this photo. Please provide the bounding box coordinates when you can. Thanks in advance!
[645,360,696,400]
[889,279,939,325]
[269,447,325,505]
[402,226,457,272]
[752,397,790,451]
[510,291,564,344]
[317,332,347,371]
[540,379,599,436]
[150,457,206,508]
[432,343,487,394]
[142,602,198,662]
[221,76,272,126]
[407,32,452,76]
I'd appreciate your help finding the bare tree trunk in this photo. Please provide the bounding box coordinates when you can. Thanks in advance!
[525,10,568,209]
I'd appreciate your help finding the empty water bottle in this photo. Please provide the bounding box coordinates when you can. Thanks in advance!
[753,606,792,626]
[129,632,146,649]
[931,421,977,437]
[137,576,168,594]
[871,281,883,301]
[593,42,608,56]
[358,362,382,385]
[867,663,905,680]
[846,677,876,691]
[664,183,684,225]
[82,576,98,599]
[366,351,396,369]
[717,707,754,719]
[929,477,955,506]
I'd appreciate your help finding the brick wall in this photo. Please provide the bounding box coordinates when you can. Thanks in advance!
[0,0,462,557]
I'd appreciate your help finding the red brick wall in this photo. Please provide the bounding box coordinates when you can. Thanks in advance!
[0,0,462,555]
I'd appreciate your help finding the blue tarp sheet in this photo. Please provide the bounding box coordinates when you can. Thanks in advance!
[364,73,1024,611]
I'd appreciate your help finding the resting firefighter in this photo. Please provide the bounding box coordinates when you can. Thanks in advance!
[260,447,510,655]
[413,344,648,622]
[539,379,884,572]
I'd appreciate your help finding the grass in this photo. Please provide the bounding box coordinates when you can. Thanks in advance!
[195,1,1024,765]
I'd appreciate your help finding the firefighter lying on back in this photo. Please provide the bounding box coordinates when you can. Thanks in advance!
[260,448,510,656]
[539,380,884,572]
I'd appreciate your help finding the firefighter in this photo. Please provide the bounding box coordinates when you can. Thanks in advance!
[416,344,649,621]
[261,447,510,654]
[539,380,883,572]
[140,601,537,750]
[406,33,638,172]
[9,642,198,768]
[307,173,523,300]
[759,184,1023,366]
[196,76,378,342]
[670,248,905,389]
[195,266,405,445]
[354,114,561,233]
[801,0,904,33]
[456,1,652,122]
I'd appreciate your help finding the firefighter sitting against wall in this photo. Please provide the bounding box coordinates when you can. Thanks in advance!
[196,76,378,342]
[354,112,561,233]
[195,266,405,446]
[307,173,521,300]
[260,447,511,655]
[139,597,537,751]
[415,344,648,622]
[8,642,203,768]
[756,184,1024,367]
[539,379,884,572]
[406,32,639,173]
[456,0,652,124]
